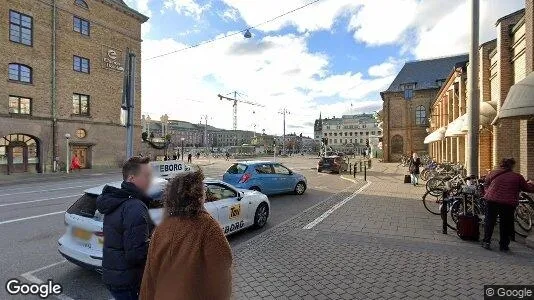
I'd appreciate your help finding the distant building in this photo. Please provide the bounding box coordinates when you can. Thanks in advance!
[142,115,255,149]
[380,54,469,162]
[313,113,379,153]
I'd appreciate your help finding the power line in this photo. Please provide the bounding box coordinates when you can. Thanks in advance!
[144,0,323,61]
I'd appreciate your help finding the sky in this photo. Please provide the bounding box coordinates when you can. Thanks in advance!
[125,0,524,137]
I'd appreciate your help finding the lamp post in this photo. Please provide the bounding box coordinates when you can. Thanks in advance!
[65,133,71,173]
[181,137,185,161]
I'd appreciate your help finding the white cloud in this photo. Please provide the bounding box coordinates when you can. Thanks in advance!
[123,0,153,36]
[162,0,211,20]
[141,34,391,137]
[219,7,240,22]
[221,0,358,33]
[368,58,400,78]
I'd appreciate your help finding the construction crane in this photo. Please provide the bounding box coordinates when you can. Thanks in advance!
[217,91,265,131]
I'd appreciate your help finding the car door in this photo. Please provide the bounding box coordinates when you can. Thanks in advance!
[253,163,277,194]
[272,163,293,192]
[205,183,246,234]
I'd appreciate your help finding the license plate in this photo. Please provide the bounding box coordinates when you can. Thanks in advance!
[72,228,92,241]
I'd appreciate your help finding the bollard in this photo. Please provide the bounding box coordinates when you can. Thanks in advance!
[364,164,367,181]
[353,164,356,178]
[349,163,352,174]
[441,192,448,234]
[359,161,362,173]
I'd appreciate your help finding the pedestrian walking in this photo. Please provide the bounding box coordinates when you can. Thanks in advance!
[408,152,421,186]
[70,154,81,171]
[96,157,154,300]
[187,153,192,163]
[482,158,534,251]
[172,154,177,160]
[140,170,233,300]
[225,152,230,161]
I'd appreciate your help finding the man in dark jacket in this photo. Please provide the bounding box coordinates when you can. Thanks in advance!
[96,156,154,300]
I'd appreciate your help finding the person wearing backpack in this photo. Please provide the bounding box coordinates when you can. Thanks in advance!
[408,153,421,186]
[482,158,534,251]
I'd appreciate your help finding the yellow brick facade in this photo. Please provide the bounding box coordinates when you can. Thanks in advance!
[0,0,147,174]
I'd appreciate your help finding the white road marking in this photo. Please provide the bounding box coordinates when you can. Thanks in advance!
[0,211,65,225]
[340,176,358,183]
[303,181,372,230]
[0,185,95,197]
[21,260,74,300]
[0,194,81,207]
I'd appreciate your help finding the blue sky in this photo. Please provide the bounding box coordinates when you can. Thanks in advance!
[126,0,524,137]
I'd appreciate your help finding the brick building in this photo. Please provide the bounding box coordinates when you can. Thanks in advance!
[0,0,147,174]
[380,54,469,162]
[426,4,534,178]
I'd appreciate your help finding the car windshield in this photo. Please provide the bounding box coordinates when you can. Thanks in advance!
[226,163,248,174]
[323,158,335,163]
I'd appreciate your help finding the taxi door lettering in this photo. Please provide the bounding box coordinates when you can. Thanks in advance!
[229,204,241,220]
[223,220,245,234]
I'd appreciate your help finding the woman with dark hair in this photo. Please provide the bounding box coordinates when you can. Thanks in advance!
[482,158,534,251]
[140,170,233,300]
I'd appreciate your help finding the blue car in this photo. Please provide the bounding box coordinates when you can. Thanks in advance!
[223,161,307,195]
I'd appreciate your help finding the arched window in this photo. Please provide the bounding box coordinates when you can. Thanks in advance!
[8,63,32,83]
[415,105,426,125]
[75,0,89,9]
[391,135,404,154]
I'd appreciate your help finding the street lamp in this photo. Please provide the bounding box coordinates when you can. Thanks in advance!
[65,133,71,173]
[244,29,252,38]
[181,137,185,161]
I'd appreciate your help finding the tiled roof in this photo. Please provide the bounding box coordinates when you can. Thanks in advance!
[383,54,469,93]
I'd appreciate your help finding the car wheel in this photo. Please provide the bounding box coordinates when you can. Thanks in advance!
[254,202,269,228]
[294,181,306,195]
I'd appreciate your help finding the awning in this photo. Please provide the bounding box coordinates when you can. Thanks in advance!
[460,101,497,131]
[445,115,466,137]
[424,127,446,144]
[494,71,534,123]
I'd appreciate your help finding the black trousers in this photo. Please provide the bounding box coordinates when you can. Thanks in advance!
[483,201,515,247]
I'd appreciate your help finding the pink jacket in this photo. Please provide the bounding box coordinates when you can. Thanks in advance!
[484,168,534,206]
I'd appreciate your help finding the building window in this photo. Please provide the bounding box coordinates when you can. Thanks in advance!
[9,96,31,115]
[73,16,90,36]
[415,105,426,125]
[349,132,353,136]
[403,83,415,100]
[75,0,89,9]
[9,10,33,46]
[328,133,332,136]
[73,56,90,73]
[72,93,89,116]
[8,63,32,83]
[76,128,87,139]
[334,139,337,144]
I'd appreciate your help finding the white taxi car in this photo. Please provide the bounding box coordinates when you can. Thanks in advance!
[57,177,270,272]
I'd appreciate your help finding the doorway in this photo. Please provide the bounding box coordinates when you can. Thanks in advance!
[0,134,40,174]
[71,145,90,169]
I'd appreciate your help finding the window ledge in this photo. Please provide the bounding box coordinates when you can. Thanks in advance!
[7,80,33,86]
[71,114,92,118]
[8,113,32,118]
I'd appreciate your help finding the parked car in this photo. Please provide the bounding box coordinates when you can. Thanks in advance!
[223,161,307,195]
[317,156,347,174]
[58,177,270,272]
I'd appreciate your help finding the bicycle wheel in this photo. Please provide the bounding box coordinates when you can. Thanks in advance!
[515,202,533,232]
[426,178,445,196]
[422,191,442,215]
[420,169,429,181]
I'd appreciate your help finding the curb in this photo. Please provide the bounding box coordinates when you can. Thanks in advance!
[0,170,121,187]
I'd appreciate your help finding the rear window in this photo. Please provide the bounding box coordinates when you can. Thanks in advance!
[67,193,97,218]
[67,191,164,217]
[226,163,247,174]
[322,158,335,163]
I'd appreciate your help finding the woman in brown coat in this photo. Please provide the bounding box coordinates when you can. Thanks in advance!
[140,170,233,300]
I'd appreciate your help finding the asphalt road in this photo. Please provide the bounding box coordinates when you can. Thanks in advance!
[0,156,354,300]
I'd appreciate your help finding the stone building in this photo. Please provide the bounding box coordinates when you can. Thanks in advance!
[0,0,148,174]
[380,54,469,162]
[427,4,534,178]
[314,113,380,153]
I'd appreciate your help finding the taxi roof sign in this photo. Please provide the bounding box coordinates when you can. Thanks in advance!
[150,160,191,178]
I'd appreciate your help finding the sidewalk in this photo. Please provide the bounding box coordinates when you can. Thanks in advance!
[232,162,534,299]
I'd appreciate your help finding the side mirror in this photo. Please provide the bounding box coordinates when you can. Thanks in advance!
[237,191,243,201]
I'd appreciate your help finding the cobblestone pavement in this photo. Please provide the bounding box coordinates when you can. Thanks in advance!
[232,162,534,299]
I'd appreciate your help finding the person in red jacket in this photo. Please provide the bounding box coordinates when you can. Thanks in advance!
[482,158,534,251]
